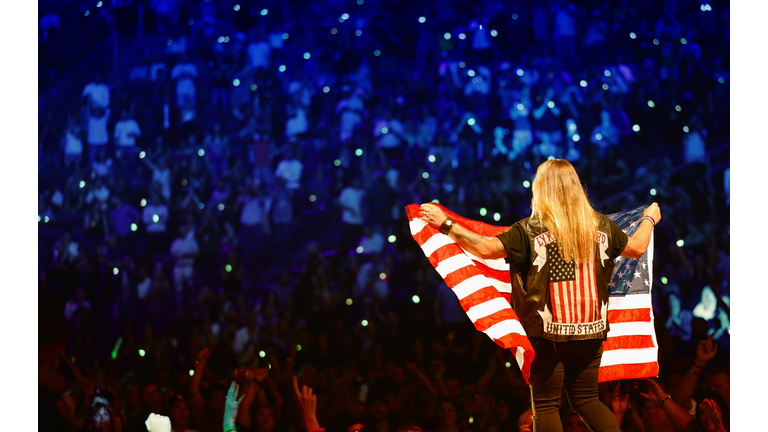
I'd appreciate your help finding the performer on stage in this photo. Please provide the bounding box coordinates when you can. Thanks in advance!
[419,159,661,432]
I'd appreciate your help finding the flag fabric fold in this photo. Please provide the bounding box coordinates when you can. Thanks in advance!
[405,203,658,384]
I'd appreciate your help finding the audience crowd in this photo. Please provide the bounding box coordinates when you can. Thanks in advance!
[38,0,730,431]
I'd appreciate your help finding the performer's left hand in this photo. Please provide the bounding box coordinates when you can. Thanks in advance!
[419,203,447,229]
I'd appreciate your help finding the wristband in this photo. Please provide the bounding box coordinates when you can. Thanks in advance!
[661,394,671,404]
[224,427,237,432]
[643,215,656,227]
[693,361,706,369]
[689,369,701,376]
[439,217,456,235]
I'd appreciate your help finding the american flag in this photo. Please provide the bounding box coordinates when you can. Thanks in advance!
[405,204,658,384]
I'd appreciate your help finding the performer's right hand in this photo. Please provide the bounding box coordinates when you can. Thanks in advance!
[643,202,662,224]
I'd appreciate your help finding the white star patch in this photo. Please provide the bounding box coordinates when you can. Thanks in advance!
[644,279,649,286]
[634,271,642,279]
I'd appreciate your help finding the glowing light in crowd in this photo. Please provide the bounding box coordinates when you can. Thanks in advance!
[97,1,103,7]
[374,49,381,56]
[233,78,240,86]
[650,188,657,196]
[139,349,146,357]
[218,203,225,211]
[218,36,225,43]
[322,86,330,93]
[226,264,232,272]
[661,277,668,284]
[260,8,268,16]
[356,246,364,254]
[491,29,498,37]
[362,320,368,327]
[547,101,555,108]
[523,180,531,188]
[357,0,363,4]
[458,33,466,40]
[431,199,439,203]
[152,214,159,223]
[444,32,451,40]
[303,52,311,59]
[251,84,257,91]
[79,180,86,188]
[676,239,685,247]
[379,273,386,280]
[279,65,286,72]
[296,345,302,351]
[131,223,138,232]
[683,126,689,133]
[412,295,421,304]
[381,126,389,134]
[701,4,712,11]
[493,213,501,222]
[167,40,173,46]
[259,351,266,358]
[419,16,426,23]
[85,10,90,16]
[506,362,512,368]
[282,33,289,39]
[198,203,204,209]
[718,77,724,84]
[516,69,524,76]
[459,61,465,68]
[428,154,436,163]
[422,172,429,179]
[653,39,659,45]
[38,215,41,223]
[113,267,119,275]
[596,133,603,140]
[512,13,519,19]
[139,151,146,159]
[331,28,338,34]
[630,32,636,39]
[468,69,476,77]
[602,84,609,90]
[233,4,240,11]
[675,105,682,112]
[480,207,487,217]
[647,100,655,108]
[189,370,195,376]
[334,159,341,166]
[141,199,147,207]
[309,195,317,202]
[346,298,353,305]
[388,235,396,243]
[342,13,350,20]
[681,37,687,44]
[355,30,362,36]
[355,149,363,156]
[517,103,524,110]
[604,70,612,77]
[633,124,641,132]
[467,117,476,126]
[580,80,587,87]
[198,149,205,157]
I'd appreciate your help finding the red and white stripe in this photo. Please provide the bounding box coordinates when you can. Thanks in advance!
[406,204,534,384]
[551,260,598,324]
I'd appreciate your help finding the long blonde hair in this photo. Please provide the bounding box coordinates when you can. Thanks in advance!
[530,159,598,263]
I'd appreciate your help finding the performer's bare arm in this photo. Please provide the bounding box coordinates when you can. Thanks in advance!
[419,204,508,260]
[621,202,662,258]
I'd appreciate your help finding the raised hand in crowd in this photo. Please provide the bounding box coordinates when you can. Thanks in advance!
[672,333,718,410]
[224,381,245,432]
[609,382,630,426]
[293,376,321,431]
[641,378,694,431]
[699,398,726,432]
[145,413,171,432]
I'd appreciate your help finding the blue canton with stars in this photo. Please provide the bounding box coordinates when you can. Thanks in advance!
[607,205,652,297]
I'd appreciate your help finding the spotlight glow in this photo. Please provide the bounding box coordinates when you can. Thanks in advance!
[683,126,690,133]
[341,13,350,20]
[251,84,257,91]
[604,70,612,77]
[480,207,487,217]
[516,69,524,77]
[331,28,338,34]
[346,298,353,305]
[418,16,426,23]
[356,246,364,254]
[661,277,668,285]
[422,172,429,179]
[139,151,146,159]
[79,180,86,188]
[523,180,531,188]
[647,100,655,108]
[226,264,232,272]
[458,33,466,40]
[141,199,147,207]
[303,52,311,59]
[131,223,138,232]
[493,213,501,222]
[573,134,580,142]
[444,32,451,40]
[388,235,396,243]
[602,83,609,90]
[379,272,386,280]
[309,195,317,202]
[381,126,389,134]
[152,214,159,223]
[139,349,146,357]
[334,159,341,166]
[459,61,465,68]
[374,49,381,56]
[259,351,266,358]
[233,4,240,11]
[468,69,476,77]
[113,267,119,275]
[355,148,363,156]
[412,295,421,304]
[282,33,289,40]
[233,79,240,86]
[355,30,362,36]
[218,203,225,211]
[653,38,660,45]
[675,105,682,112]
[323,86,330,93]
[633,124,641,132]
[547,101,555,108]
[681,37,688,44]
[467,118,476,126]
[676,239,685,247]
[630,32,636,39]
[490,29,498,37]
[650,188,657,196]
[279,65,286,72]
[189,370,195,376]
[362,320,368,327]
[198,149,205,157]
[428,155,436,163]
[580,80,587,87]
[595,133,603,141]
[260,8,268,16]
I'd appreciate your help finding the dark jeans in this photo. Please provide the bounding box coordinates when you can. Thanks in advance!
[528,337,620,432]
